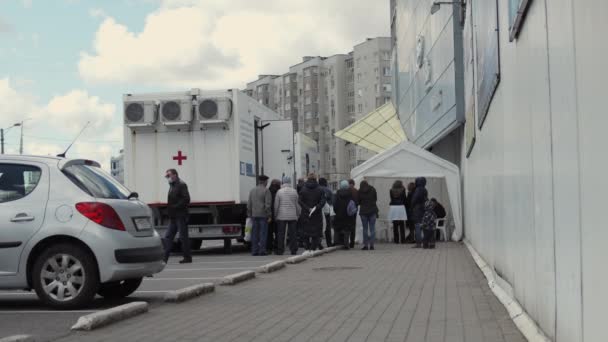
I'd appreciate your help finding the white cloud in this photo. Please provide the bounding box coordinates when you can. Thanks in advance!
[89,8,107,19]
[21,0,32,9]
[0,78,119,170]
[79,0,389,89]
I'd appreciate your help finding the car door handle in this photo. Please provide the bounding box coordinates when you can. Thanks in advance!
[10,214,35,222]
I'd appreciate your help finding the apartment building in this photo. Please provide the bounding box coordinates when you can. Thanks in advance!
[245,38,392,188]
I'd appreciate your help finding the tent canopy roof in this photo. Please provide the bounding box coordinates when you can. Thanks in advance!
[351,141,463,241]
[334,102,406,153]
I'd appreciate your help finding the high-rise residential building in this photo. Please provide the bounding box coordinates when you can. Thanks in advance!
[110,149,124,184]
[245,38,391,188]
[353,37,393,167]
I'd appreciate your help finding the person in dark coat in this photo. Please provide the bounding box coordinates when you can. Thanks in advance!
[405,182,416,243]
[431,198,446,218]
[296,178,306,247]
[347,179,359,248]
[163,169,192,264]
[298,174,326,252]
[358,180,379,250]
[411,177,428,248]
[318,177,333,248]
[332,180,354,249]
[388,180,407,244]
[266,179,281,254]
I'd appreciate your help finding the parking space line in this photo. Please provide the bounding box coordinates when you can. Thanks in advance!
[167,259,276,265]
[0,310,97,314]
[144,277,219,281]
[162,267,253,271]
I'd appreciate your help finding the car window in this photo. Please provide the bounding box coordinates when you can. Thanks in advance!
[0,164,42,203]
[63,164,131,200]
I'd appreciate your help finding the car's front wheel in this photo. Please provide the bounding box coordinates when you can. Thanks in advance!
[97,278,143,299]
[32,243,99,310]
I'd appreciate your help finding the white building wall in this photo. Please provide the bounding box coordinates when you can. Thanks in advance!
[393,0,608,341]
[461,1,608,341]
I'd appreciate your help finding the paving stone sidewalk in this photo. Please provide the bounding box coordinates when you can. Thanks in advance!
[57,243,525,342]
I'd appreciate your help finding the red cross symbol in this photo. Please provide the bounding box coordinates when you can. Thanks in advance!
[172,151,187,166]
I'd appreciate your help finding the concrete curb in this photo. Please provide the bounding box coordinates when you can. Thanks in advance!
[285,254,309,264]
[71,301,149,331]
[311,249,326,257]
[0,335,35,342]
[221,270,256,285]
[164,283,215,303]
[464,239,550,342]
[257,260,286,274]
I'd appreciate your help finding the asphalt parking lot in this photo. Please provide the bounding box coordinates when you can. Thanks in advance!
[0,242,295,341]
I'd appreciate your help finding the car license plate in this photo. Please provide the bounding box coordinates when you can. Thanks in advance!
[133,217,152,231]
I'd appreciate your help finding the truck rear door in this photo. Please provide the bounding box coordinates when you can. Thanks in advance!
[260,120,294,181]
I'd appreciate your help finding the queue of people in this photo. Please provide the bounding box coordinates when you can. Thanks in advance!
[246,174,446,256]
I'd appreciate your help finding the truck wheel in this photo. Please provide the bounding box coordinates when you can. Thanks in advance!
[189,239,202,251]
[97,278,143,299]
[223,239,232,254]
[32,243,99,310]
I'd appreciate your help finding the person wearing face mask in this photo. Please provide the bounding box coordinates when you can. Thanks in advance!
[162,169,192,264]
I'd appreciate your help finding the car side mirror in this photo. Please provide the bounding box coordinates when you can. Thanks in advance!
[128,192,139,200]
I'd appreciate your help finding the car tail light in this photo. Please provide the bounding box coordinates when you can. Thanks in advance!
[222,226,240,234]
[75,202,126,231]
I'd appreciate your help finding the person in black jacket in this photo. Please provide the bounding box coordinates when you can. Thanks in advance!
[298,174,326,252]
[388,180,407,244]
[405,182,416,243]
[358,180,379,250]
[163,169,192,264]
[333,180,354,249]
[347,179,359,248]
[411,177,428,248]
[267,179,281,254]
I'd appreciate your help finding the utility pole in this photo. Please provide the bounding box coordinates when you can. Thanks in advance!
[1,128,4,154]
[19,122,23,154]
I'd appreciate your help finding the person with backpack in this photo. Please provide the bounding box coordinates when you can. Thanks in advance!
[411,177,429,248]
[358,180,379,250]
[421,199,438,249]
[347,179,359,248]
[332,180,356,249]
[298,174,326,252]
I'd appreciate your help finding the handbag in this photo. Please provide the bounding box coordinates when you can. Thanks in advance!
[347,200,358,217]
[244,218,253,242]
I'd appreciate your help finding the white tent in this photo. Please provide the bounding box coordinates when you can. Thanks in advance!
[351,141,463,241]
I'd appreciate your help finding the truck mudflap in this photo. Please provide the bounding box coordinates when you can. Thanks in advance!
[155,224,242,239]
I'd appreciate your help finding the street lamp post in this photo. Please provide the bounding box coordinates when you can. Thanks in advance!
[0,122,22,155]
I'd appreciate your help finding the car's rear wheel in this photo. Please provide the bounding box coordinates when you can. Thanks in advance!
[97,278,143,299]
[32,244,99,310]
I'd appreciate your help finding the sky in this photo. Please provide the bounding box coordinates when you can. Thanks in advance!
[0,0,389,170]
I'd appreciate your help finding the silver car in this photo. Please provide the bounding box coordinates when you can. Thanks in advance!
[0,155,165,309]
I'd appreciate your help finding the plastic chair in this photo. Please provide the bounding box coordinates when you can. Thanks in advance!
[435,218,448,241]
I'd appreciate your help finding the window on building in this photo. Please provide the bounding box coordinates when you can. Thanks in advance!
[385,96,391,104]
[382,51,391,60]
[375,84,379,93]
[305,96,312,105]
[332,158,336,167]
[286,89,290,97]
[383,66,391,76]
[357,73,362,81]
[358,104,363,113]
[383,84,392,92]
[304,69,311,77]
[305,83,311,91]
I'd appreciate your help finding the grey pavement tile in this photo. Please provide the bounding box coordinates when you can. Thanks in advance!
[48,244,525,342]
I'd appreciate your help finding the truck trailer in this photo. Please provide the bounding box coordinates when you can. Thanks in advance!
[122,89,294,252]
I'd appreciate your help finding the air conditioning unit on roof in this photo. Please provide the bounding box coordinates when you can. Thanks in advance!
[124,101,157,127]
[160,99,192,126]
[197,97,233,129]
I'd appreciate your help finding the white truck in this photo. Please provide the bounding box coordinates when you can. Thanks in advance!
[122,89,294,252]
